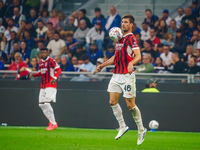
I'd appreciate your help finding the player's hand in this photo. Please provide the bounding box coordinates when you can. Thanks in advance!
[97,64,103,72]
[19,67,26,72]
[128,63,133,74]
[51,79,56,84]
[29,74,34,78]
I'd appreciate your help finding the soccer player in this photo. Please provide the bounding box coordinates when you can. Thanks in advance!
[97,15,147,145]
[30,48,62,131]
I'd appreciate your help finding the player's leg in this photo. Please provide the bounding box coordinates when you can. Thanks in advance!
[125,97,147,145]
[110,92,129,140]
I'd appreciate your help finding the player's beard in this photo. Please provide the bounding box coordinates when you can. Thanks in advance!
[42,55,48,60]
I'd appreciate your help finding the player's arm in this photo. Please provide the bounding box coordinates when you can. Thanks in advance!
[128,48,141,74]
[97,55,115,72]
[50,67,62,84]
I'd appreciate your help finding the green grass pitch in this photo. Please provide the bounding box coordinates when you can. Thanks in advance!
[0,126,200,150]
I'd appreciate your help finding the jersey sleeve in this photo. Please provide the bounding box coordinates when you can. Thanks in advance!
[128,35,139,50]
[50,58,60,69]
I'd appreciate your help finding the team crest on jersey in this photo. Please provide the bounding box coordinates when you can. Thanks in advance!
[115,43,123,52]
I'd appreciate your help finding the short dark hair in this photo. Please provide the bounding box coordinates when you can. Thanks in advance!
[54,31,61,37]
[47,22,53,26]
[94,7,101,12]
[150,27,156,31]
[145,9,152,13]
[142,22,148,25]
[163,45,170,49]
[122,14,135,23]
[157,43,164,48]
[40,47,48,51]
[66,33,73,37]
[37,40,44,44]
[37,20,43,24]
[79,9,87,15]
[80,54,89,61]
[135,32,141,37]
[31,57,37,61]
[108,44,115,49]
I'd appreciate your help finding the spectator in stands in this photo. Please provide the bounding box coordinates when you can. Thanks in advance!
[30,40,44,60]
[184,45,195,63]
[29,8,38,27]
[190,30,199,49]
[93,58,106,74]
[105,6,121,31]
[191,0,199,18]
[57,10,67,30]
[0,33,5,51]
[71,54,94,81]
[135,33,144,50]
[92,7,106,31]
[141,40,158,60]
[5,0,23,18]
[46,22,54,32]
[135,54,154,73]
[20,41,30,64]
[181,7,197,25]
[156,19,168,39]
[0,18,5,35]
[168,19,177,41]
[86,22,105,51]
[73,20,90,45]
[66,33,78,52]
[155,57,164,73]
[143,9,158,28]
[160,45,172,66]
[45,30,54,46]
[2,52,28,80]
[4,18,19,42]
[175,8,185,28]
[185,56,200,74]
[157,43,164,56]
[141,22,150,41]
[161,9,172,26]
[78,9,92,28]
[40,9,50,25]
[0,59,4,70]
[197,21,200,32]
[4,31,19,59]
[195,48,200,66]
[0,49,7,64]
[23,30,35,51]
[132,23,141,35]
[19,57,39,72]
[161,32,174,48]
[173,29,187,55]
[60,55,74,72]
[149,28,161,52]
[163,52,186,73]
[48,9,59,29]
[23,0,40,19]
[106,44,115,59]
[185,19,197,41]
[54,55,61,64]
[9,42,20,63]
[72,44,86,60]
[61,16,77,37]
[12,6,26,28]
[0,1,6,19]
[142,79,159,93]
[87,41,103,64]
[35,20,48,42]
[72,55,78,65]
[17,21,36,40]
[72,11,78,27]
[47,32,66,57]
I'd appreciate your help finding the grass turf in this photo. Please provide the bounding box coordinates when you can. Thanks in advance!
[0,126,199,150]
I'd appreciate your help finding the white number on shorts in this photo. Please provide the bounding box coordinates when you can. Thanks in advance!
[124,85,131,92]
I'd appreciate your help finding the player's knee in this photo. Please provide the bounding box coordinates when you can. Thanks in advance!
[126,103,135,109]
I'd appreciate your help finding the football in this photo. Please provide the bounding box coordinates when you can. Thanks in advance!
[149,120,159,129]
[109,27,123,41]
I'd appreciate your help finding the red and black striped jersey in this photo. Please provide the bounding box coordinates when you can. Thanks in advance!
[38,56,60,89]
[113,33,139,74]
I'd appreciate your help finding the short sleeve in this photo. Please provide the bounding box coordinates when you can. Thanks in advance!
[47,41,51,49]
[60,40,66,47]
[129,35,139,50]
[50,58,59,69]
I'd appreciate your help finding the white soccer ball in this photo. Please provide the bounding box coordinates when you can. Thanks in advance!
[149,120,159,130]
[109,27,123,41]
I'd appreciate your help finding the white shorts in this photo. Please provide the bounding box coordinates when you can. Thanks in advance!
[107,73,136,98]
[39,87,57,103]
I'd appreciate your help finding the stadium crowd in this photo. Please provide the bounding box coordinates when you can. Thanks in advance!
[1,0,200,80]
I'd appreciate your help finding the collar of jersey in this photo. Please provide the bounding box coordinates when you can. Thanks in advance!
[123,33,133,38]
[42,56,49,62]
